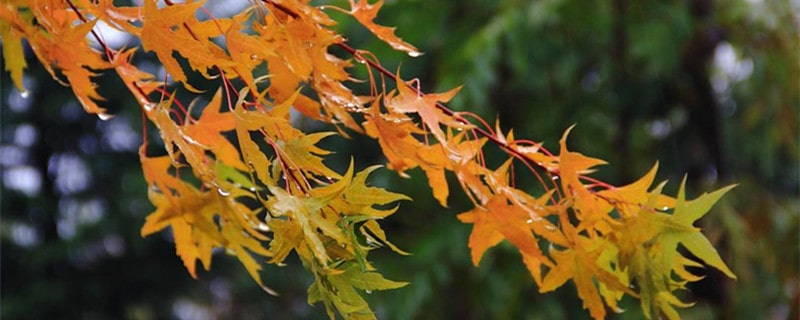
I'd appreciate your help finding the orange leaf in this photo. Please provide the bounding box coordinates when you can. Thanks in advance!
[26,19,111,116]
[349,0,420,55]
[557,126,608,234]
[388,79,464,148]
[458,194,552,269]
[139,0,231,88]
[183,90,247,170]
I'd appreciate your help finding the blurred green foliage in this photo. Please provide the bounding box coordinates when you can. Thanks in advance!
[1,0,797,319]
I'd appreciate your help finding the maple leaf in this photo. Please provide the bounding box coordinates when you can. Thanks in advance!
[0,11,27,92]
[268,182,342,266]
[609,179,735,319]
[232,89,301,186]
[339,165,411,219]
[225,11,275,92]
[112,48,161,108]
[139,0,232,89]
[457,194,553,274]
[387,77,466,148]
[308,262,407,320]
[74,0,141,32]
[151,98,213,179]
[556,127,611,235]
[363,99,425,174]
[659,179,736,279]
[540,236,630,320]
[277,132,343,181]
[183,89,247,170]
[139,154,218,278]
[348,0,420,56]
[139,150,191,205]
[26,19,112,116]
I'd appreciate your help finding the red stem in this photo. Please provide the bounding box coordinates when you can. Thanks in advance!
[65,0,116,60]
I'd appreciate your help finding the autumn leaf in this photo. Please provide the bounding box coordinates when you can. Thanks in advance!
[3,1,738,319]
[0,12,27,91]
[183,89,247,170]
[458,194,553,272]
[656,179,737,279]
[277,132,342,181]
[112,48,161,108]
[541,236,631,320]
[340,165,411,219]
[309,262,407,320]
[556,127,610,234]
[363,98,425,174]
[139,0,231,89]
[26,19,111,116]
[348,0,420,55]
[387,77,466,148]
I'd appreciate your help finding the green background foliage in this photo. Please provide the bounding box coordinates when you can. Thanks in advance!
[2,0,797,319]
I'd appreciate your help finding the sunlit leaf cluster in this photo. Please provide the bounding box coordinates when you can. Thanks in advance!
[0,1,735,318]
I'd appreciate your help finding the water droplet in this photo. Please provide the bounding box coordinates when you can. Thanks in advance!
[248,187,257,192]
[217,188,231,196]
[365,289,372,294]
[545,225,557,231]
[143,102,156,112]
[97,113,114,120]
[250,54,258,60]
[526,219,533,224]
[408,51,423,58]
[661,206,669,211]
[257,223,271,232]
[551,176,559,181]
[20,91,30,99]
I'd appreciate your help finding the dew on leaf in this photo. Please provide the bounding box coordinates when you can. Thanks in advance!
[20,90,30,99]
[98,113,114,121]
[408,51,423,57]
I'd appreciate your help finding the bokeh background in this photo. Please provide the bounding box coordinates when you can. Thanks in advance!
[1,0,797,319]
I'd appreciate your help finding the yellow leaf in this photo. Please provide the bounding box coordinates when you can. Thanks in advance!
[0,15,27,91]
